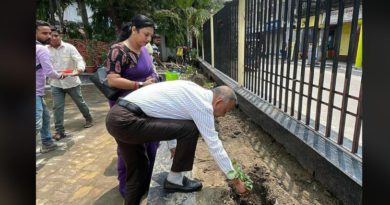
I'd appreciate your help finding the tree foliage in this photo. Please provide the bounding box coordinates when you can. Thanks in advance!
[88,0,154,41]
[36,0,225,44]
[151,0,224,48]
[36,0,73,30]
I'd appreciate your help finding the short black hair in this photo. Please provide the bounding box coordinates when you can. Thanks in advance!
[153,34,160,38]
[50,26,59,33]
[118,14,155,42]
[36,20,51,30]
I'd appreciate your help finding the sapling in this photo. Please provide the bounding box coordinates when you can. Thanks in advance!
[228,159,254,191]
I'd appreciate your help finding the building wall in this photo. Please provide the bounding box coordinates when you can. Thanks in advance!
[299,13,362,61]
[340,22,352,56]
[62,3,93,23]
[158,35,176,62]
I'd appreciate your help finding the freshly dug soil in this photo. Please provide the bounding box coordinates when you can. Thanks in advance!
[192,73,339,205]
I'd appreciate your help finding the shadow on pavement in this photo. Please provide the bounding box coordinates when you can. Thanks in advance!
[104,157,118,177]
[93,185,123,205]
[36,138,76,171]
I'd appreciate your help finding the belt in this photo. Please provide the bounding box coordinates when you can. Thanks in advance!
[117,98,146,117]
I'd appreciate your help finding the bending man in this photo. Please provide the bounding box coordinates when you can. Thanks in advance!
[106,80,247,205]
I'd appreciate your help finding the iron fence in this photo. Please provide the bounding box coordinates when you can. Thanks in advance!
[213,1,239,81]
[203,19,212,64]
[203,0,363,157]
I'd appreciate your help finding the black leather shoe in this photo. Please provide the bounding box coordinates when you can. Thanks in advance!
[163,176,203,193]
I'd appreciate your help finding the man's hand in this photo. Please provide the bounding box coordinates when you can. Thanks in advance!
[58,72,69,79]
[232,178,248,194]
[63,73,71,78]
[169,148,176,159]
[77,68,83,74]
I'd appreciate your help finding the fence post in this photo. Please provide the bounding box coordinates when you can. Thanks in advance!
[210,12,215,67]
[237,0,245,86]
[202,24,205,60]
[196,38,199,57]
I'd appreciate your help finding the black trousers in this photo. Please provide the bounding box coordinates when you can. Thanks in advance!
[106,103,200,205]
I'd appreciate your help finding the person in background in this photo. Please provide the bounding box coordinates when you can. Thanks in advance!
[106,80,248,205]
[176,46,184,65]
[105,14,159,200]
[48,28,94,141]
[151,34,163,67]
[145,42,154,57]
[145,42,159,75]
[36,20,67,153]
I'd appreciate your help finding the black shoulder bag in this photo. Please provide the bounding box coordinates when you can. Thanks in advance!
[89,65,121,101]
[89,45,130,101]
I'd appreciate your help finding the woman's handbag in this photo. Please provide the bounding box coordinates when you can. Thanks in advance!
[89,66,121,100]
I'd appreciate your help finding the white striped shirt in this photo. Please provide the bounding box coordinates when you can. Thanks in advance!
[47,41,86,89]
[122,80,234,176]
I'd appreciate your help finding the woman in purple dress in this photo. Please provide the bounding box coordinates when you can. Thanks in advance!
[105,15,160,201]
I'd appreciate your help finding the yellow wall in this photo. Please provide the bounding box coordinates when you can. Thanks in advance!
[340,19,363,56]
[340,22,352,56]
[301,14,324,28]
[355,23,363,68]
[298,16,363,59]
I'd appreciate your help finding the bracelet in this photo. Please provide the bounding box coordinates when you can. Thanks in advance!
[134,81,139,90]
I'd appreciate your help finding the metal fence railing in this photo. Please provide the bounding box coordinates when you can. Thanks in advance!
[213,1,239,81]
[203,19,211,64]
[202,0,363,157]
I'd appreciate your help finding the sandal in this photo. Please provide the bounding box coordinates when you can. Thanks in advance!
[53,132,69,141]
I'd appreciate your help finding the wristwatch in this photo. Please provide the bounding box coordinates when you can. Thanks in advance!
[138,82,144,87]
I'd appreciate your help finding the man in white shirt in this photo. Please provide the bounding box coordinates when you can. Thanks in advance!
[48,28,93,140]
[106,80,247,204]
[151,34,163,66]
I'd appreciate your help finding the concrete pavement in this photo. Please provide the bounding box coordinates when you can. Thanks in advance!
[36,84,123,205]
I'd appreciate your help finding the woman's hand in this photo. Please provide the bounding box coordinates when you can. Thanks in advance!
[143,78,156,86]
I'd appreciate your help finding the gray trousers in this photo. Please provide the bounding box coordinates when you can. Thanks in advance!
[51,85,92,133]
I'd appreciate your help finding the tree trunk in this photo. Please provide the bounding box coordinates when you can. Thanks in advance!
[55,0,64,32]
[196,37,199,57]
[48,0,56,25]
[187,19,191,48]
[108,7,123,37]
[76,0,91,38]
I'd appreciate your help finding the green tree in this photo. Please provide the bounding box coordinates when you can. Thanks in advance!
[88,0,153,38]
[36,0,51,22]
[151,0,223,48]
[76,0,92,38]
[36,0,73,32]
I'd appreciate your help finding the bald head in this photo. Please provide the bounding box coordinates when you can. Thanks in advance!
[211,86,237,117]
[212,86,237,105]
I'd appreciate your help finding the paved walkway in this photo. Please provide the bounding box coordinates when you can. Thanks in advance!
[36,85,123,205]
